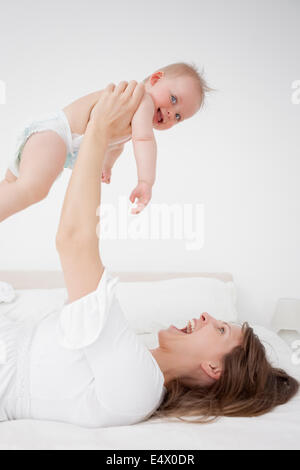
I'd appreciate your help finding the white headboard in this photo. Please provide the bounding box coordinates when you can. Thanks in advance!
[0,270,233,289]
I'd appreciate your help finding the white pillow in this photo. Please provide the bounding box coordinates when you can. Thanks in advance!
[0,277,237,334]
[116,277,238,334]
[1,283,299,382]
[251,325,300,381]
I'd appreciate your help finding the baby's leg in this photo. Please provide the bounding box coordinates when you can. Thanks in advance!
[0,131,66,222]
[101,144,124,184]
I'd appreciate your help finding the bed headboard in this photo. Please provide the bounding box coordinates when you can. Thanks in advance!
[0,270,233,289]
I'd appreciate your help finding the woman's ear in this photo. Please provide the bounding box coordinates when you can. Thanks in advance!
[200,361,222,381]
[150,71,164,86]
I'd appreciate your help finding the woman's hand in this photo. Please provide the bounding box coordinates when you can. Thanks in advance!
[89,81,145,140]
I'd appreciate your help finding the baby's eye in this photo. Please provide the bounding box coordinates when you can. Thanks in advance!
[219,327,225,335]
[170,95,177,104]
[175,113,181,122]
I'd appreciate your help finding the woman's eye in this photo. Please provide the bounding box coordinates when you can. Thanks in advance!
[175,113,181,122]
[171,95,177,104]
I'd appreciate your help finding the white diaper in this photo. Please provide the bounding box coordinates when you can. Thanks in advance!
[8,110,75,178]
[8,109,132,178]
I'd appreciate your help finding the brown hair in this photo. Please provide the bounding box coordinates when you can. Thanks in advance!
[144,62,213,109]
[151,322,299,423]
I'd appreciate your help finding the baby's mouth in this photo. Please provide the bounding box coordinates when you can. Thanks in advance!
[157,108,163,124]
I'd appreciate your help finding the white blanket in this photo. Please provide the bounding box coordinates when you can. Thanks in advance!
[0,392,299,450]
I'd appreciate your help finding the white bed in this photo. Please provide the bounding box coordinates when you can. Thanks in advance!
[0,271,299,450]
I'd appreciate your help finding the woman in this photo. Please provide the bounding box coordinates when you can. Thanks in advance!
[0,82,299,427]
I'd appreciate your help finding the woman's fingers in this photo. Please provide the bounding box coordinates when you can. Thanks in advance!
[104,81,144,108]
[114,81,128,95]
[131,82,145,107]
[123,80,138,98]
[122,80,145,114]
[105,83,116,92]
[90,79,145,139]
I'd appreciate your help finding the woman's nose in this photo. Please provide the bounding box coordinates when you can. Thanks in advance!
[200,312,210,324]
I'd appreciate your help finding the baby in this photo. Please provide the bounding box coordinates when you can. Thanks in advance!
[0,62,210,222]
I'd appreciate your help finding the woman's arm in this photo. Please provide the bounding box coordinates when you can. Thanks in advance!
[56,81,145,303]
[56,124,108,302]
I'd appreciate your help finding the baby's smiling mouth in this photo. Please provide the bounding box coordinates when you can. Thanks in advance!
[157,108,163,123]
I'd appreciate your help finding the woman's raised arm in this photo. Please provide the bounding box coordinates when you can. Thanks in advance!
[56,81,145,303]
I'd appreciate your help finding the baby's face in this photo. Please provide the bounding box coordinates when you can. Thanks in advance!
[146,73,202,131]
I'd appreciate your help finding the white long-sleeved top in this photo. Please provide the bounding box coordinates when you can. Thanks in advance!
[0,269,165,427]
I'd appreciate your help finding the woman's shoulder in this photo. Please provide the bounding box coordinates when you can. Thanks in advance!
[58,267,119,350]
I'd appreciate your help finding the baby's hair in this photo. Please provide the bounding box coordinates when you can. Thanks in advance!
[144,62,212,108]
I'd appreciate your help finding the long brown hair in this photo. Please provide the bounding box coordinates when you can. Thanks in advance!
[151,322,299,423]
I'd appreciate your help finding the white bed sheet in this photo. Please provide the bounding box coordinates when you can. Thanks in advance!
[0,390,299,450]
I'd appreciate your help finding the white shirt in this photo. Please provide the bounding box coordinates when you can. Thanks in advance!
[27,268,166,428]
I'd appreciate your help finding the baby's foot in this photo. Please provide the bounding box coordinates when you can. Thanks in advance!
[101,168,111,184]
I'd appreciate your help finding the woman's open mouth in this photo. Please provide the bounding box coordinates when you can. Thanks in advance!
[171,319,196,335]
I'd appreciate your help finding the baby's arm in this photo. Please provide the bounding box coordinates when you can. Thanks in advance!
[130,94,156,213]
[101,144,124,183]
[131,94,156,186]
[129,94,157,214]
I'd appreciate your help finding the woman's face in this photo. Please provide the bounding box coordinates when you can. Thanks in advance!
[158,312,243,384]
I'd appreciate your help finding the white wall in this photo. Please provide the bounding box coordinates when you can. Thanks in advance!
[0,0,299,326]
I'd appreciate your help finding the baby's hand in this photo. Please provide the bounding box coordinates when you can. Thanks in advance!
[129,181,152,214]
